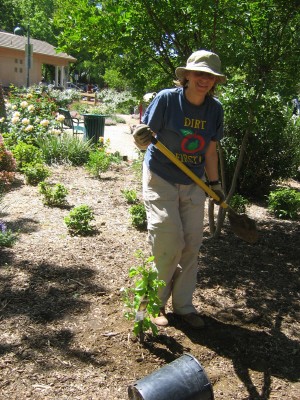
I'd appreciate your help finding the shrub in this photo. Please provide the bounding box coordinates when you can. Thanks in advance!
[267,188,300,219]
[85,149,111,177]
[229,194,250,214]
[64,204,95,235]
[12,141,44,170]
[129,202,147,229]
[0,139,16,186]
[38,182,69,207]
[220,85,300,197]
[22,163,51,185]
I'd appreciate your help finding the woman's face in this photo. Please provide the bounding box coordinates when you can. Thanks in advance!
[185,71,217,95]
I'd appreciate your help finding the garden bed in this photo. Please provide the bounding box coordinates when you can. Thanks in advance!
[0,160,299,399]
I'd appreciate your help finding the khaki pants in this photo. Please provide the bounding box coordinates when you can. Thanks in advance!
[143,163,206,314]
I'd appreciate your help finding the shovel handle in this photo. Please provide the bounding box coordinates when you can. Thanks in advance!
[151,136,229,209]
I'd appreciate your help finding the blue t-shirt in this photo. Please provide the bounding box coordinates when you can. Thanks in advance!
[142,87,224,184]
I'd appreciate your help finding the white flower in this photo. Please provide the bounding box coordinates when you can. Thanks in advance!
[13,111,20,118]
[11,116,20,124]
[40,119,50,127]
[12,105,17,110]
[20,101,28,108]
[25,125,34,132]
[27,104,35,112]
[56,114,65,122]
[22,118,30,125]
[26,93,33,99]
[50,128,61,135]
[0,117,5,123]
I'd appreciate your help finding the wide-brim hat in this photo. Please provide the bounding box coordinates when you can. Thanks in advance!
[175,50,226,84]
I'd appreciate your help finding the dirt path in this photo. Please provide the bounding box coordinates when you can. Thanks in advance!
[0,160,299,399]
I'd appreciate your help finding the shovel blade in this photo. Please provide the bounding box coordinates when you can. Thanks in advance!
[227,209,259,244]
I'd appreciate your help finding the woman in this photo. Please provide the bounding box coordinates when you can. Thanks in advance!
[133,50,226,329]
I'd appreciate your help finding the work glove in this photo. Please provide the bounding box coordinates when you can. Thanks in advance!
[209,181,225,205]
[133,124,153,150]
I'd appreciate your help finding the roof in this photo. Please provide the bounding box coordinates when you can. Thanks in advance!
[0,30,76,62]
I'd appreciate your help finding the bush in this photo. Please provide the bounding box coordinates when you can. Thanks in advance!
[22,163,51,185]
[267,187,300,219]
[12,141,44,170]
[129,202,147,229]
[64,204,95,235]
[0,139,16,186]
[220,84,300,197]
[38,182,69,207]
[85,149,111,177]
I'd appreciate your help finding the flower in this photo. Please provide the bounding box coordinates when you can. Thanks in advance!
[11,116,20,124]
[13,111,20,118]
[12,105,17,110]
[26,93,33,99]
[27,104,35,112]
[22,118,30,125]
[50,128,61,135]
[56,114,65,122]
[0,117,5,123]
[25,125,34,132]
[20,101,28,108]
[40,119,50,127]
[0,221,7,233]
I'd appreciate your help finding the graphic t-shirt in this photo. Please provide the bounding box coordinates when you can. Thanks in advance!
[142,87,224,184]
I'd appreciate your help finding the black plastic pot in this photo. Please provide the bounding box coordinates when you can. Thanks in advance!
[128,353,214,400]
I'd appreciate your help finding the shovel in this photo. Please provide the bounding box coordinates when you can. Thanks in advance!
[151,136,259,244]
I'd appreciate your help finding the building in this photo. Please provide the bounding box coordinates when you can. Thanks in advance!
[0,30,76,88]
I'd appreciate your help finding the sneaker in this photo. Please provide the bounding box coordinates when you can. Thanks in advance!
[151,308,168,327]
[178,312,205,329]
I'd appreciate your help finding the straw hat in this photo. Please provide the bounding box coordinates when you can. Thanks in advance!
[175,50,226,83]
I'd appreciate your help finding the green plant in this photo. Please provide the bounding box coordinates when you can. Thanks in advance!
[267,187,300,219]
[129,202,147,229]
[121,250,165,342]
[229,194,250,214]
[64,204,95,235]
[37,133,93,166]
[0,221,18,247]
[38,181,69,207]
[12,141,44,170]
[121,188,138,204]
[85,148,111,177]
[22,163,51,185]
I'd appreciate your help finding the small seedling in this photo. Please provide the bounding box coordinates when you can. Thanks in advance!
[38,182,69,207]
[121,250,165,343]
[121,188,138,204]
[229,193,250,214]
[129,202,147,229]
[64,204,95,235]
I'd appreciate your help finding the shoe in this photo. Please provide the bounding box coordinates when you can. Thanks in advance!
[151,308,168,327]
[178,313,205,329]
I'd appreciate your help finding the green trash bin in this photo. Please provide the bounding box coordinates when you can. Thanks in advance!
[82,114,107,143]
